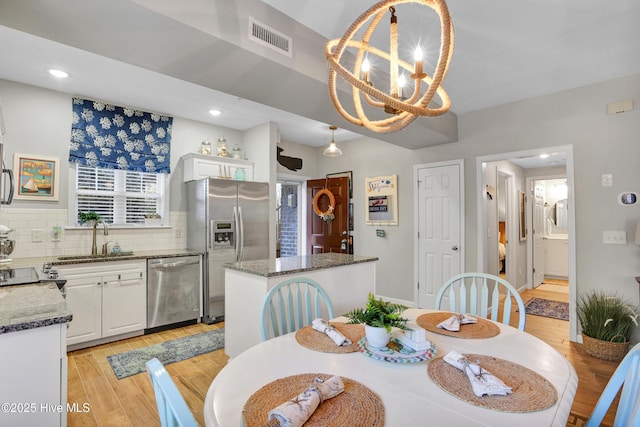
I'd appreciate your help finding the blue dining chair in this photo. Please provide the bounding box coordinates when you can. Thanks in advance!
[260,277,334,340]
[586,342,640,427]
[435,272,526,331]
[145,358,198,427]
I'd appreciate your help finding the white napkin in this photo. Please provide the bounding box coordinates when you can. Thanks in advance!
[437,313,478,332]
[443,351,512,398]
[312,318,352,346]
[268,376,345,427]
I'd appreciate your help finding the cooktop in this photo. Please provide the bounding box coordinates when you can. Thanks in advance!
[0,266,66,288]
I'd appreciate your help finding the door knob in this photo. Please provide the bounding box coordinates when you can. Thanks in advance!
[452,245,458,251]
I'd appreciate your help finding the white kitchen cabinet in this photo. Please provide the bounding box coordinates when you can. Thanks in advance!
[544,238,569,278]
[182,152,254,182]
[59,260,147,348]
[0,323,67,427]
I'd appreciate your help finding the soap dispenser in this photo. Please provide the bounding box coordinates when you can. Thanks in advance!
[112,242,121,254]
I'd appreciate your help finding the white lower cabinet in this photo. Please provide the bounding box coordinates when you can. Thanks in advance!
[543,238,569,278]
[0,323,67,427]
[59,260,147,346]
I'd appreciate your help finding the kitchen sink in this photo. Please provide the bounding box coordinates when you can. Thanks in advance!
[57,251,135,261]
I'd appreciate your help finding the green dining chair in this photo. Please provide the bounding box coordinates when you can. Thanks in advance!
[435,272,526,331]
[260,277,334,340]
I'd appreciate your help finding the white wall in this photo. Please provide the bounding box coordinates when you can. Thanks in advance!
[276,139,319,178]
[0,79,258,256]
[411,74,640,341]
[316,137,419,302]
[311,74,640,344]
[3,73,640,342]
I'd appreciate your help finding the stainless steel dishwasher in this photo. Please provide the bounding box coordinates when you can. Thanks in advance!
[147,255,201,330]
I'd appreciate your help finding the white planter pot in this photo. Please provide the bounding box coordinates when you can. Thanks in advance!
[365,324,390,348]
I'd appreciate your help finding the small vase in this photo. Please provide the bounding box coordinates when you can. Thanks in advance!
[365,324,390,348]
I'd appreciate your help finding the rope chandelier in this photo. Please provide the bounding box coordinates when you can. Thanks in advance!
[324,0,454,133]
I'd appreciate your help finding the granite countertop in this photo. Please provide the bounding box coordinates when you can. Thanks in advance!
[225,253,379,277]
[0,249,200,334]
[2,249,203,269]
[0,282,72,334]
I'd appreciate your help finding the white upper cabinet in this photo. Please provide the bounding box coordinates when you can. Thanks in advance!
[182,152,254,182]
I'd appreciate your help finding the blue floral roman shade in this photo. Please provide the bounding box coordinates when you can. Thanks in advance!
[69,98,172,173]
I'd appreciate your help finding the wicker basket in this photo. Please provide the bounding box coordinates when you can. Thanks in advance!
[582,334,629,362]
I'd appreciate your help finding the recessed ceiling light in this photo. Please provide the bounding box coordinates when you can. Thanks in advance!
[49,69,69,78]
[539,153,550,159]
[209,109,222,116]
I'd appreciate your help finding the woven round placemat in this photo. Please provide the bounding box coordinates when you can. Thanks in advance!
[427,354,558,412]
[242,373,385,427]
[295,323,365,353]
[416,312,500,339]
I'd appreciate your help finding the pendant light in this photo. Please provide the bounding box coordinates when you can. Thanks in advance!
[323,125,342,157]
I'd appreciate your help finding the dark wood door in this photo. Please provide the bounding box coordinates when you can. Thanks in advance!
[307,177,349,254]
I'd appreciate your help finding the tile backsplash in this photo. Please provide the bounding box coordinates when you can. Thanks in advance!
[0,208,187,259]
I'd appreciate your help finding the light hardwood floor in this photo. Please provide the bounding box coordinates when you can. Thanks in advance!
[67,281,619,426]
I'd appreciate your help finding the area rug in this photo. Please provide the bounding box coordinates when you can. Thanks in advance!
[524,298,569,321]
[107,329,225,379]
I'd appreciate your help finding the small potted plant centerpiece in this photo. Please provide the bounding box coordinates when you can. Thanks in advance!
[77,211,101,226]
[345,293,409,348]
[577,290,638,361]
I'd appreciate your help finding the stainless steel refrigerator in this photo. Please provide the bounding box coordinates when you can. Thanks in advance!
[186,178,269,324]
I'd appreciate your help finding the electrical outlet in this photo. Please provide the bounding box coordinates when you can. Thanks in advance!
[31,228,44,242]
[174,227,182,238]
[602,174,613,187]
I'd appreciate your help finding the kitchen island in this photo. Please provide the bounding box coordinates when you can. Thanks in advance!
[0,282,72,427]
[224,253,378,358]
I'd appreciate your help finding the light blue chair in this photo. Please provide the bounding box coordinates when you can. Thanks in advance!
[435,272,526,331]
[586,342,640,427]
[145,358,198,427]
[260,277,334,340]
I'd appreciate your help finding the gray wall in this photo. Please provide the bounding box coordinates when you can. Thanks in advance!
[312,74,640,344]
[3,73,640,341]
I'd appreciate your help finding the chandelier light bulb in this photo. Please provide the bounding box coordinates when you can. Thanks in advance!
[362,57,371,83]
[414,45,423,61]
[362,58,371,73]
[398,74,406,99]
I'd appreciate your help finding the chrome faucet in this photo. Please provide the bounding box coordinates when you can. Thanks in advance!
[92,219,109,255]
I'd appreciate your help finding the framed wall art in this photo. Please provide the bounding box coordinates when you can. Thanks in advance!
[365,174,398,225]
[13,153,60,201]
[519,191,527,241]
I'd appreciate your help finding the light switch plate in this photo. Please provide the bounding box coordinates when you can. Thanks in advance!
[601,174,613,187]
[602,231,627,244]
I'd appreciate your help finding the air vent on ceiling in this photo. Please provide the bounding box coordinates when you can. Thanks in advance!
[249,17,292,58]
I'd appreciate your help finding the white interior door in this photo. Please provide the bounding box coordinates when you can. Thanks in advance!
[416,162,463,308]
[533,181,545,287]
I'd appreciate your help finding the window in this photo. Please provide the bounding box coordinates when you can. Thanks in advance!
[70,164,166,226]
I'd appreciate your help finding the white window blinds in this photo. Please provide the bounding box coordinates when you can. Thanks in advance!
[74,165,165,226]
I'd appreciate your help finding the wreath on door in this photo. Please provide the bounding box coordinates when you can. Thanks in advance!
[313,189,335,221]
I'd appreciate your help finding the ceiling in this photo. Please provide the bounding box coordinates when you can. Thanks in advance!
[0,0,638,160]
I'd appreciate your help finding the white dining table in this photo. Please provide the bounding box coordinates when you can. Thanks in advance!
[204,309,578,427]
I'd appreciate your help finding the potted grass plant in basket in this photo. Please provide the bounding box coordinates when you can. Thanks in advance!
[344,293,409,348]
[577,291,638,361]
